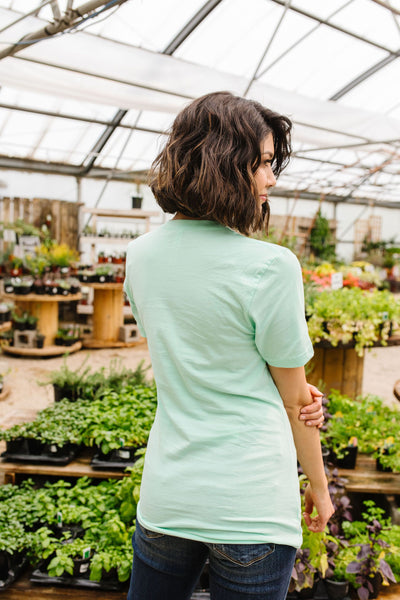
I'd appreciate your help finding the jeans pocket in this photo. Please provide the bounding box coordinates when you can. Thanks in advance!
[137,520,165,539]
[212,542,275,567]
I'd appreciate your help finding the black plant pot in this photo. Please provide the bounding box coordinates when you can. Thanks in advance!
[369,573,382,599]
[53,384,78,402]
[296,578,319,599]
[33,284,45,295]
[36,337,45,349]
[13,286,32,295]
[72,556,92,578]
[376,449,393,472]
[324,578,349,600]
[332,446,358,469]
[4,284,14,294]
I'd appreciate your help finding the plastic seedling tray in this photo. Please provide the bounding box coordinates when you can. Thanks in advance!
[90,446,141,470]
[2,439,80,465]
[30,562,126,591]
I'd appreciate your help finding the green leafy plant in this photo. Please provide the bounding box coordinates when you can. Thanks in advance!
[306,287,400,356]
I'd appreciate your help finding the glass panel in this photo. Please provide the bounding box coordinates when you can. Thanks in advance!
[329,0,400,51]
[34,119,104,164]
[257,24,385,100]
[83,0,206,52]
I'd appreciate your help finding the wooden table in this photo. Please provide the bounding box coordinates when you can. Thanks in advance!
[82,282,143,348]
[0,447,130,484]
[0,571,128,599]
[337,454,400,495]
[2,293,81,347]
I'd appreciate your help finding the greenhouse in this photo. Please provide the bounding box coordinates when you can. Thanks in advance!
[0,0,400,598]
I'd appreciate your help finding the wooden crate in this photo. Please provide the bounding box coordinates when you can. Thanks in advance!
[307,346,364,398]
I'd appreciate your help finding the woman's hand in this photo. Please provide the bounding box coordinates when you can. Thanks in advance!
[300,384,324,428]
[303,482,334,532]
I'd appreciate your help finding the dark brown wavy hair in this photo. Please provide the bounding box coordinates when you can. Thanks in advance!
[149,91,292,236]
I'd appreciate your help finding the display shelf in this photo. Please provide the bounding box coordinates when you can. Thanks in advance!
[78,282,126,347]
[80,206,159,264]
[0,320,12,332]
[3,293,82,303]
[0,570,128,599]
[0,447,130,484]
[2,341,82,357]
[80,235,134,245]
[337,454,400,495]
[82,338,145,349]
[1,293,82,348]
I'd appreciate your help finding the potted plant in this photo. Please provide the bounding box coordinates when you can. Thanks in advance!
[11,310,28,331]
[12,276,33,295]
[344,501,396,599]
[36,332,45,349]
[94,265,114,283]
[55,326,81,346]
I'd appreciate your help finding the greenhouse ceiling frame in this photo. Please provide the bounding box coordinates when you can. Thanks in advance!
[0,0,399,208]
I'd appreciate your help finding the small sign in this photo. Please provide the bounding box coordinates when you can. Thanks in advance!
[82,547,91,560]
[56,511,62,527]
[331,272,343,290]
[118,449,130,460]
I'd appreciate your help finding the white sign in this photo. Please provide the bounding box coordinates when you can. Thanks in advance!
[331,272,343,290]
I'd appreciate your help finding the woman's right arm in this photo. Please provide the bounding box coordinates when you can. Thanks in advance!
[268,364,334,533]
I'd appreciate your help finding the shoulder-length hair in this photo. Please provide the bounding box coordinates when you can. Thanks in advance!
[149,91,292,236]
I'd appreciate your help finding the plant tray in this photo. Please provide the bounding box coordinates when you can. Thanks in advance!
[285,579,349,599]
[90,446,141,470]
[2,439,80,466]
[30,565,126,591]
[0,553,29,591]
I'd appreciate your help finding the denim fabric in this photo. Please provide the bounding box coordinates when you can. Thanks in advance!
[127,520,296,600]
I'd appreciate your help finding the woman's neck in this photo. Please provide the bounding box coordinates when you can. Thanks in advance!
[173,212,201,220]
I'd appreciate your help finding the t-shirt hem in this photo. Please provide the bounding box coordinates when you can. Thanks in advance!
[137,509,302,548]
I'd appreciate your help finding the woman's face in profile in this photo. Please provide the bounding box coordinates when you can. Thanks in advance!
[254,133,276,206]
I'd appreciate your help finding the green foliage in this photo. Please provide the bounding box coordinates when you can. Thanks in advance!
[306,287,400,356]
[309,210,336,262]
[39,357,152,401]
[0,456,145,582]
[320,391,400,465]
[0,384,157,453]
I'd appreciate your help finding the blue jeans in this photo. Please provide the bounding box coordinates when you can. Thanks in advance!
[127,520,296,600]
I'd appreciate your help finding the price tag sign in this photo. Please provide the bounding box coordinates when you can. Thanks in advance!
[331,272,343,290]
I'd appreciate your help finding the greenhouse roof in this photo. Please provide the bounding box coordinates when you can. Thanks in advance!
[0,0,400,206]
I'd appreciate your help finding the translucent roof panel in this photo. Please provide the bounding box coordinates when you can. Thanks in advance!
[0,0,399,206]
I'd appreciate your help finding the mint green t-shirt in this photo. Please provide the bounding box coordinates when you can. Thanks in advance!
[124,219,313,548]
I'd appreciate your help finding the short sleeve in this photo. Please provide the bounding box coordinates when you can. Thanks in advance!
[249,249,313,367]
[123,276,147,338]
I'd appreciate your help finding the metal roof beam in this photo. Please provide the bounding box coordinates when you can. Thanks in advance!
[0,102,166,135]
[79,108,127,174]
[269,0,397,54]
[163,0,223,55]
[0,155,146,182]
[329,51,400,100]
[256,0,355,80]
[0,0,128,60]
[270,187,400,209]
[369,0,400,16]
[0,0,53,35]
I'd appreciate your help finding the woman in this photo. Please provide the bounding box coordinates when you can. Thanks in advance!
[124,92,334,600]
